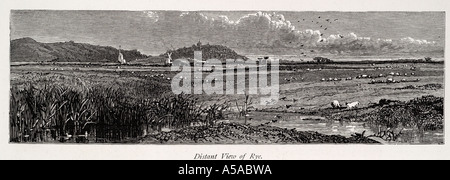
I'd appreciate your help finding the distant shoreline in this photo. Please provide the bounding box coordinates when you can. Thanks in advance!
[10,59,444,67]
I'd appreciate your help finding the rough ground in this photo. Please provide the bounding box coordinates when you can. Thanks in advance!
[140,123,380,144]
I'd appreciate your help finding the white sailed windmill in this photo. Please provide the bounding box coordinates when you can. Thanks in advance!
[118,46,127,64]
[166,52,173,66]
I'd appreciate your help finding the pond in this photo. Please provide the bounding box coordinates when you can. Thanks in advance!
[234,112,444,145]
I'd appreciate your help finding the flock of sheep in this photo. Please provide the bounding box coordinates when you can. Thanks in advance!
[331,100,359,109]
[320,71,420,84]
[320,66,419,84]
[49,67,64,71]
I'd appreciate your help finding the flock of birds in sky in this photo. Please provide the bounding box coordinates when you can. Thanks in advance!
[215,15,344,59]
[294,16,341,58]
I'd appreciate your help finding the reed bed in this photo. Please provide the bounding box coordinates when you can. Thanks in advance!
[10,84,228,143]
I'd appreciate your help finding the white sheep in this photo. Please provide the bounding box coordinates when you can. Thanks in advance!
[346,102,360,109]
[331,100,341,109]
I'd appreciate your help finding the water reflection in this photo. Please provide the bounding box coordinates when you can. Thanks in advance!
[245,112,443,144]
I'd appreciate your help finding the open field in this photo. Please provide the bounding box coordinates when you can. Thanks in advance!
[10,61,444,144]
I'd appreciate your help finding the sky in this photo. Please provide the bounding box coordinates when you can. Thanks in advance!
[10,10,445,57]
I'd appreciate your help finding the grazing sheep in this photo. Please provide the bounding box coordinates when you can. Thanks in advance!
[389,72,395,76]
[321,78,326,81]
[331,100,341,109]
[361,75,368,78]
[273,115,283,122]
[346,77,352,80]
[387,78,394,83]
[395,73,400,76]
[346,102,360,109]
[379,74,384,77]
[411,73,415,76]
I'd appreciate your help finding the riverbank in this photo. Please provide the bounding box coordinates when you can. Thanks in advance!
[140,122,380,144]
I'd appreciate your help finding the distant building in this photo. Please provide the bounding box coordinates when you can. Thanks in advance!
[118,46,127,64]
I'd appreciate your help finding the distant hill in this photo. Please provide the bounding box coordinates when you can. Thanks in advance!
[162,41,248,62]
[10,38,149,62]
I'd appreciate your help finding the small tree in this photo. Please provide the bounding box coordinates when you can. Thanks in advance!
[425,57,432,62]
[235,93,253,124]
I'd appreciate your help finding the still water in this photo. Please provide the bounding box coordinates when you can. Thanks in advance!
[238,112,444,145]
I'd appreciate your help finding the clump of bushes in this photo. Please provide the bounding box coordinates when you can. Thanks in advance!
[363,96,443,140]
[397,84,443,90]
[313,57,333,64]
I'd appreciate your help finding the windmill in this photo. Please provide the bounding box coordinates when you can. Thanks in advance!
[118,45,127,64]
[159,37,176,66]
[166,52,173,66]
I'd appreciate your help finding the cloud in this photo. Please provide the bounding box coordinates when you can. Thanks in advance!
[400,37,435,45]
[146,11,442,55]
[143,11,159,22]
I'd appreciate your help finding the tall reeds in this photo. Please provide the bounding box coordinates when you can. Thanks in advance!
[10,84,228,143]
